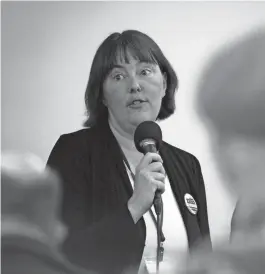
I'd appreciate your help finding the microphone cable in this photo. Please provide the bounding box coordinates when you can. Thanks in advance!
[155,196,164,274]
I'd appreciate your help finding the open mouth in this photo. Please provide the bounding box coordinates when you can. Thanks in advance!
[128,99,147,106]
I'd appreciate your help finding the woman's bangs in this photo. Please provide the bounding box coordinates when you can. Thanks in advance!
[124,42,158,65]
[105,40,158,73]
[102,43,124,77]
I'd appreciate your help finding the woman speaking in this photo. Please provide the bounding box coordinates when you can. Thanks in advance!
[47,30,211,274]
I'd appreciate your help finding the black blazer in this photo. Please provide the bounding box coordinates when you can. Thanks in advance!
[47,119,211,274]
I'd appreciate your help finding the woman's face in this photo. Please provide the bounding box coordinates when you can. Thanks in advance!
[102,54,167,135]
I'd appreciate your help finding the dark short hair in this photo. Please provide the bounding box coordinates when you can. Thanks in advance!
[83,30,178,127]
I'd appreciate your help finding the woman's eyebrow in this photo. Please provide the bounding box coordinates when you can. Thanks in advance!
[108,65,126,75]
[138,62,156,67]
[111,64,126,70]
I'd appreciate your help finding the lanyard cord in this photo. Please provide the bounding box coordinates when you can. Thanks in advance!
[120,149,165,273]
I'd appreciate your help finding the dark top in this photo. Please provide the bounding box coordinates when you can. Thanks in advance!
[47,119,212,274]
[1,235,93,274]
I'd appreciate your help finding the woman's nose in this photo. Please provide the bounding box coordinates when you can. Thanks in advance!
[129,77,141,93]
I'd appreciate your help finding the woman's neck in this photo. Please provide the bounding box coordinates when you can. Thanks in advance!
[108,118,137,151]
[108,118,143,170]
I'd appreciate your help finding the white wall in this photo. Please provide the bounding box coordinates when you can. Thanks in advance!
[2,1,265,246]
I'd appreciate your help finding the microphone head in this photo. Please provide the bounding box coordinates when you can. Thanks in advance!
[134,121,163,153]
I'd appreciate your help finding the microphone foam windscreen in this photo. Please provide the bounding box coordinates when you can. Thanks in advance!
[134,121,162,153]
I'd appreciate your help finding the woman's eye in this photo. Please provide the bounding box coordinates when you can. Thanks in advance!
[113,74,124,81]
[141,69,152,76]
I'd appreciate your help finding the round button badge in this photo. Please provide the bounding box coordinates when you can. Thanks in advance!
[184,193,198,215]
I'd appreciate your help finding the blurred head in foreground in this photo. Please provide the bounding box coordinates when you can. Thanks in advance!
[1,151,67,247]
[183,28,265,274]
[196,28,265,200]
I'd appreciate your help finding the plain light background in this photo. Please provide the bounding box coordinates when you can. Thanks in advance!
[2,1,265,246]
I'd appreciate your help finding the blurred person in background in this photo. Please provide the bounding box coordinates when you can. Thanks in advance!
[1,152,94,274]
[183,28,265,274]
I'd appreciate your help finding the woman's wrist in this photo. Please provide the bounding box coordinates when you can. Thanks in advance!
[127,198,141,224]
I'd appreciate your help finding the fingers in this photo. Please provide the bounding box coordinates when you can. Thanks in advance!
[153,180,166,194]
[148,172,165,194]
[140,152,163,166]
[134,152,166,195]
[148,161,165,175]
[150,172,166,182]
[137,153,165,173]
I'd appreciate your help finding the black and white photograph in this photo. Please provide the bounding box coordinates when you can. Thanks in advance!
[2,1,265,274]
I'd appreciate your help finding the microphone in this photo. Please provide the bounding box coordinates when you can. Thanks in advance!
[134,121,163,215]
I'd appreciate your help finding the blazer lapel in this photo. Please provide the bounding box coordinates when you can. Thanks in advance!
[101,121,146,240]
[159,142,202,250]
[104,121,134,198]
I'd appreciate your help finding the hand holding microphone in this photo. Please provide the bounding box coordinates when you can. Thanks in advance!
[128,121,165,223]
[128,152,165,223]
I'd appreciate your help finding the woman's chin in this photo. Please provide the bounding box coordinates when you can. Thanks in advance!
[129,114,155,127]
